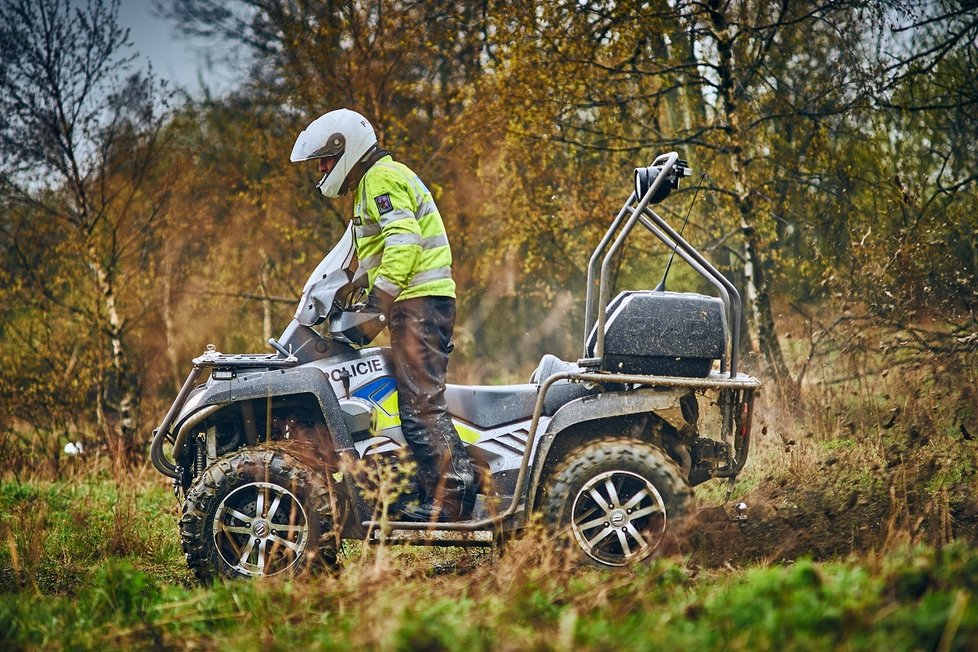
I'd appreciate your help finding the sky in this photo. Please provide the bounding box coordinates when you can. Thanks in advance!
[117,1,241,96]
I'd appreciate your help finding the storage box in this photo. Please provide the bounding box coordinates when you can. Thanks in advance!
[587,291,727,377]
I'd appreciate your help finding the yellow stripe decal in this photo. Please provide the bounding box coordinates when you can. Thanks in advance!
[454,421,482,444]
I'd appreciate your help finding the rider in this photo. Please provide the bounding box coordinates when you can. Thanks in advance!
[290,108,476,522]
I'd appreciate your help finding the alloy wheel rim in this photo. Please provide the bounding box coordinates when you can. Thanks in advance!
[570,470,667,566]
[213,481,309,577]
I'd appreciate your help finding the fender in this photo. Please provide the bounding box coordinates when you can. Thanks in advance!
[172,365,354,462]
[170,364,383,537]
[524,387,688,513]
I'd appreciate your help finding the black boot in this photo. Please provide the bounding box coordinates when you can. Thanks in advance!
[399,499,455,523]
[399,475,475,522]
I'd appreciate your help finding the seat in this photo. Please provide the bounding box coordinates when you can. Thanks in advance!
[445,355,595,430]
[445,384,540,430]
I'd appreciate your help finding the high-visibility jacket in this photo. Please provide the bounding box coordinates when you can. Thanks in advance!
[353,155,455,301]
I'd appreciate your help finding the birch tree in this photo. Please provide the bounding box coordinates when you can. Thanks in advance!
[0,0,169,461]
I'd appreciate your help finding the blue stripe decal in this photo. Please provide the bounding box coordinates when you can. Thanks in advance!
[352,377,397,412]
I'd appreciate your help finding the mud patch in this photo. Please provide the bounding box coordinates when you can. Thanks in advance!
[675,431,978,567]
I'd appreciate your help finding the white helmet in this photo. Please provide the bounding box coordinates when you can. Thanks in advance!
[291,108,377,198]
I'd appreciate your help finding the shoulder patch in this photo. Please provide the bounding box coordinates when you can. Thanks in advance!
[374,193,394,215]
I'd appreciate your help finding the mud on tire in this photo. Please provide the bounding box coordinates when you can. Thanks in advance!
[541,438,692,567]
[180,444,338,582]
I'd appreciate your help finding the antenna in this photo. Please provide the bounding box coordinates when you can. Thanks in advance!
[654,172,707,292]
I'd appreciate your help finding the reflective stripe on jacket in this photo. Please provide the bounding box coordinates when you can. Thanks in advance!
[353,155,455,300]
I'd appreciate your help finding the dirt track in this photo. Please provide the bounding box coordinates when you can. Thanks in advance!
[677,428,978,567]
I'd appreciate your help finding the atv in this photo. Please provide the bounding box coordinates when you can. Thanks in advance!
[151,152,760,580]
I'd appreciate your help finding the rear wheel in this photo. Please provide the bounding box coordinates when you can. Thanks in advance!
[541,438,691,566]
[180,444,338,582]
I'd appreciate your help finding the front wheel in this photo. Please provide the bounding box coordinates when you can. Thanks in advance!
[541,438,692,567]
[180,445,338,582]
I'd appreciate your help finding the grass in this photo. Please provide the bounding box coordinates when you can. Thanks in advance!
[2,521,978,650]
[2,424,976,651]
[1,330,976,650]
[0,468,187,594]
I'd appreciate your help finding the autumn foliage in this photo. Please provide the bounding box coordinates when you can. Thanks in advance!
[1,0,975,465]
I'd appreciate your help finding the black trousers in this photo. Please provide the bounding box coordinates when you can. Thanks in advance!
[389,296,475,510]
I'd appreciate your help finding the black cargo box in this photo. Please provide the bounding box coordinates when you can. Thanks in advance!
[587,291,727,377]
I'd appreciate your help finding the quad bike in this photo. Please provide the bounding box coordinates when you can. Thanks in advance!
[151,152,760,580]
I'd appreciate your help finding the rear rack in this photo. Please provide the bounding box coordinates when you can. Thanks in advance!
[583,151,744,377]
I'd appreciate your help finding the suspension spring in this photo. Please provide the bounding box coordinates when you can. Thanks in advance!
[194,433,206,477]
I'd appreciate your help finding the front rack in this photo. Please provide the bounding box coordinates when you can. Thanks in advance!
[150,346,298,478]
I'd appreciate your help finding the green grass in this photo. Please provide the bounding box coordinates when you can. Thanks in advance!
[2,527,977,650]
[1,460,977,651]
[0,471,187,594]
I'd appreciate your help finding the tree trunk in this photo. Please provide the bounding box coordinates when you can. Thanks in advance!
[163,243,181,392]
[707,0,798,397]
[89,249,137,464]
[260,250,273,344]
[742,221,798,395]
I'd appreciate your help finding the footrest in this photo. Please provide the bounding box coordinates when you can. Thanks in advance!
[364,525,494,546]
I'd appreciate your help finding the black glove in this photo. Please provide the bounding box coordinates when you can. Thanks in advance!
[342,287,395,346]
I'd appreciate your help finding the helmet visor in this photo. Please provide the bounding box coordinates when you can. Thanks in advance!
[310,132,346,159]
